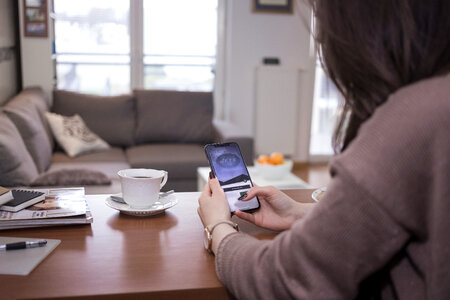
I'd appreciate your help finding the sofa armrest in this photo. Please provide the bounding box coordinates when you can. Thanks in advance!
[212,120,254,166]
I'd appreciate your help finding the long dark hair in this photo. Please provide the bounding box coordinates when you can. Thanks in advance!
[310,0,450,152]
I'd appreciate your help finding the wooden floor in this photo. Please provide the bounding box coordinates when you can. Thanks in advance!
[292,162,331,188]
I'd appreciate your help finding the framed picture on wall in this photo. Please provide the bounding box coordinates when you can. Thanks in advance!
[23,0,48,37]
[253,0,293,14]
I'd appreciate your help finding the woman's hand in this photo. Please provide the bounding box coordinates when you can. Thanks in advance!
[235,186,314,231]
[198,173,237,255]
[197,173,231,227]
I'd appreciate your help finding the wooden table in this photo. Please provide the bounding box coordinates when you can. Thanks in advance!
[0,189,315,299]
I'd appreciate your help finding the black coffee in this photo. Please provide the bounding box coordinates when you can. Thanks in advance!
[132,176,152,179]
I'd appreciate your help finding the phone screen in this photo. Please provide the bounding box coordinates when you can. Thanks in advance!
[204,142,260,213]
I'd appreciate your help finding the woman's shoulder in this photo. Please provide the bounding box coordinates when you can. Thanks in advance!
[330,73,450,227]
[382,73,450,125]
[393,72,450,100]
[335,74,450,165]
[356,73,450,146]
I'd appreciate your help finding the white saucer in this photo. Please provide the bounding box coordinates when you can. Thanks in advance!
[312,186,327,202]
[105,194,178,217]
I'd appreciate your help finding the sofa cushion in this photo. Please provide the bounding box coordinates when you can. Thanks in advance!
[48,161,130,187]
[0,113,39,186]
[52,147,127,163]
[19,86,50,114]
[52,90,135,147]
[30,169,111,186]
[126,144,209,180]
[50,147,129,182]
[45,112,110,157]
[46,161,128,195]
[16,87,54,146]
[3,89,53,173]
[134,90,214,144]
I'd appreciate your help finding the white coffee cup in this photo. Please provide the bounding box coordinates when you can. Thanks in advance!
[117,168,168,209]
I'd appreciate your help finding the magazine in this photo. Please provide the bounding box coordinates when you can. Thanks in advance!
[0,187,93,230]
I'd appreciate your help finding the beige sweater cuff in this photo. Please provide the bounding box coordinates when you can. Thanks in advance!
[215,232,245,283]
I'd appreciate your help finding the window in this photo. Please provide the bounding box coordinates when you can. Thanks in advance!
[309,61,339,156]
[54,0,130,95]
[54,0,217,95]
[143,0,217,91]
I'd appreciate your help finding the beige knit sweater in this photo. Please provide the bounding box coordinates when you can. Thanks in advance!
[216,74,450,299]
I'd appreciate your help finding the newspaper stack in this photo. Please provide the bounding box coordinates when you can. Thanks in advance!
[0,187,93,230]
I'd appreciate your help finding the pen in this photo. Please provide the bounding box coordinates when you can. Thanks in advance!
[0,240,47,251]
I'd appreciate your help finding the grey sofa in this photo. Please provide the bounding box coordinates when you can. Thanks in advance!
[0,87,253,194]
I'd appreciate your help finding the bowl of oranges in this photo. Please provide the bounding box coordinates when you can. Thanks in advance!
[254,152,293,180]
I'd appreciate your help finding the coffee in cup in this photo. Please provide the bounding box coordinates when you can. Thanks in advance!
[117,168,168,209]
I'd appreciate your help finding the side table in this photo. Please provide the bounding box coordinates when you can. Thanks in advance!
[197,166,311,191]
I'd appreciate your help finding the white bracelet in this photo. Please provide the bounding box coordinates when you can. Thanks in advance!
[208,220,239,233]
[204,220,239,253]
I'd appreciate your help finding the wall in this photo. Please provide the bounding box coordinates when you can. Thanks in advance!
[219,0,316,161]
[0,0,19,105]
[18,0,54,101]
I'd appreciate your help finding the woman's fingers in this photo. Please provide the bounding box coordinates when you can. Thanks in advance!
[241,185,276,201]
[199,181,211,202]
[208,177,225,198]
[235,210,256,223]
[203,176,212,192]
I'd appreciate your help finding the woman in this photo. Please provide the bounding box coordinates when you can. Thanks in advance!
[198,0,450,299]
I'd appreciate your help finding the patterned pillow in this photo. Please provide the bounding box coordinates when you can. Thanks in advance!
[45,112,110,157]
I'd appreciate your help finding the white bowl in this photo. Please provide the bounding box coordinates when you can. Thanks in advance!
[254,159,293,180]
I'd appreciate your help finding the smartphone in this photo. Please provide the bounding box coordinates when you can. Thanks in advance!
[204,142,260,213]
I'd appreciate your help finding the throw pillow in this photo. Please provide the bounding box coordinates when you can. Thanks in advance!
[30,169,111,186]
[18,87,55,147]
[0,113,39,186]
[3,98,53,173]
[45,112,110,157]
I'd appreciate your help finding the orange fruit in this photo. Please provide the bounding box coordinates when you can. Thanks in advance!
[257,154,270,164]
[269,152,284,165]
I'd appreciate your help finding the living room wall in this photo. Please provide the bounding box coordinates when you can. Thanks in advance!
[219,0,316,161]
[0,0,20,105]
[18,0,54,101]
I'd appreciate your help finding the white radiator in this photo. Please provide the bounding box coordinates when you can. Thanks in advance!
[254,66,299,156]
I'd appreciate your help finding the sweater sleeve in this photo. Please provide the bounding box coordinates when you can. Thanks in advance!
[216,74,450,299]
[215,174,410,300]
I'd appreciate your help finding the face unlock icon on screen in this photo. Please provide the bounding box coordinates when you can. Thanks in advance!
[216,153,241,168]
